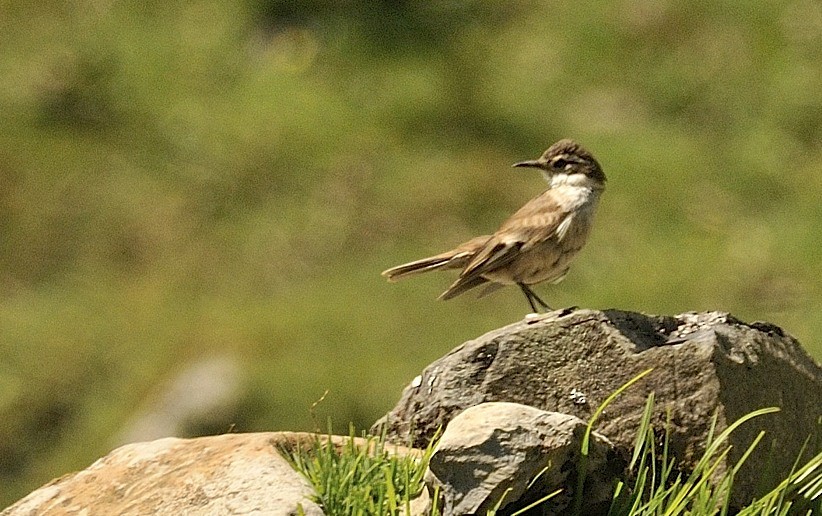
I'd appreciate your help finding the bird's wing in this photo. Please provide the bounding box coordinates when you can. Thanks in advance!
[456,191,571,284]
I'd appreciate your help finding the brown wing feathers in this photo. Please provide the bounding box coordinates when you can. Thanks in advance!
[438,240,524,300]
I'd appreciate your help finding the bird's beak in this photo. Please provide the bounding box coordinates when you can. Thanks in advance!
[512,159,545,169]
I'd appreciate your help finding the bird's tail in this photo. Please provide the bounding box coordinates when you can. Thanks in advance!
[381,235,491,282]
[381,255,458,281]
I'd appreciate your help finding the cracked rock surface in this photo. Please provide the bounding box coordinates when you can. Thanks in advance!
[372,309,822,507]
[2,433,324,516]
[426,402,618,515]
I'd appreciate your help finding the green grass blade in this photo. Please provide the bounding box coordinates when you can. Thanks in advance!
[574,368,653,515]
[510,488,562,515]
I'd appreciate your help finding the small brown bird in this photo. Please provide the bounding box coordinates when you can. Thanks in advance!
[382,139,606,312]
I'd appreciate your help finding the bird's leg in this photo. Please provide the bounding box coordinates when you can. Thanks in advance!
[528,288,552,311]
[520,284,538,313]
[518,283,552,312]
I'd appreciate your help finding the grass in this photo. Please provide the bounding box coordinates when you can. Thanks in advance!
[283,426,561,516]
[287,374,821,515]
[282,425,436,516]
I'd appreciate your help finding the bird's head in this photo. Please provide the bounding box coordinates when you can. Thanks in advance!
[513,139,606,189]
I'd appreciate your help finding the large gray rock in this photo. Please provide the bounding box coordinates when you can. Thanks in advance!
[2,432,324,516]
[373,309,822,507]
[426,402,618,515]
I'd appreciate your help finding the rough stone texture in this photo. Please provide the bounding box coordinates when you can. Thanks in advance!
[426,402,618,515]
[3,431,425,515]
[2,432,324,516]
[402,484,431,516]
[373,309,822,507]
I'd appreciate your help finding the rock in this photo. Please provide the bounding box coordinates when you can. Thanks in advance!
[426,402,618,515]
[2,431,425,515]
[402,484,431,516]
[2,432,324,516]
[373,309,822,507]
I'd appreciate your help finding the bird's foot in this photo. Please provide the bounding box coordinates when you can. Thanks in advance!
[524,305,578,324]
[557,305,578,317]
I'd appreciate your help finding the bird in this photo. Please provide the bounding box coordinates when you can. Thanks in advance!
[381,138,606,313]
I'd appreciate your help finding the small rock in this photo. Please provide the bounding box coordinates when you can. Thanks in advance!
[426,402,618,515]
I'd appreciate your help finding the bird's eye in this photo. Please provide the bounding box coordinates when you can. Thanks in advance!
[552,158,568,169]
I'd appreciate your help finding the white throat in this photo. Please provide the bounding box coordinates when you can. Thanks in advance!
[547,172,603,191]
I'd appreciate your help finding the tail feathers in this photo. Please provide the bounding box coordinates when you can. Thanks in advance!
[382,235,491,282]
[381,255,456,281]
[439,275,489,300]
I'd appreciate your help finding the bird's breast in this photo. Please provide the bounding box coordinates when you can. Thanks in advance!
[483,191,600,286]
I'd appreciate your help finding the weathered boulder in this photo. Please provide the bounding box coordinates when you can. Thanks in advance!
[373,309,822,507]
[426,402,619,515]
[3,430,426,515]
[1,432,324,516]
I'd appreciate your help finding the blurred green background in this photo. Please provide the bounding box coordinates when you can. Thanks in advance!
[1,0,820,505]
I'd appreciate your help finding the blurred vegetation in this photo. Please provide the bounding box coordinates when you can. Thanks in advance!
[0,0,819,506]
